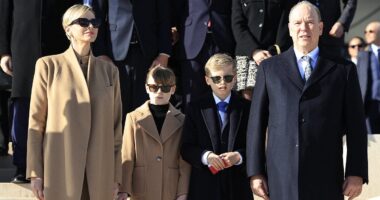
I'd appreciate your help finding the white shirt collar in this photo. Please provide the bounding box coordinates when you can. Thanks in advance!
[370,44,380,58]
[294,47,319,63]
[212,93,231,104]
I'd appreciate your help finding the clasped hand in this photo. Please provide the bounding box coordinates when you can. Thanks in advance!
[207,152,240,170]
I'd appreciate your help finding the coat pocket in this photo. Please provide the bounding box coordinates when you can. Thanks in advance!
[132,166,146,196]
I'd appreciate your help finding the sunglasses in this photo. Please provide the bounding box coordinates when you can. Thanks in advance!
[349,44,364,49]
[364,30,374,34]
[70,18,101,28]
[209,75,235,84]
[146,84,173,93]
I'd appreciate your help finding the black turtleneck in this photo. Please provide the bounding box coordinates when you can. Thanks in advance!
[148,103,169,134]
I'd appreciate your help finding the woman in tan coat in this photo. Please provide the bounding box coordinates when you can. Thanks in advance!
[26,4,122,200]
[117,66,190,200]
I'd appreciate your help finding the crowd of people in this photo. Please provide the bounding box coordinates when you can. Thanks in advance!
[0,0,378,200]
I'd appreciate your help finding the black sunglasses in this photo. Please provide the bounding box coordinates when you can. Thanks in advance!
[70,18,101,28]
[364,30,374,34]
[209,75,235,84]
[146,84,173,93]
[349,44,364,49]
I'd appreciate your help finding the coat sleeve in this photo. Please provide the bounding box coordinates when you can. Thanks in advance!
[0,0,11,55]
[246,63,269,178]
[120,113,136,194]
[176,155,191,196]
[181,103,210,169]
[26,58,49,179]
[344,63,368,183]
[157,0,172,55]
[338,0,357,31]
[113,68,123,184]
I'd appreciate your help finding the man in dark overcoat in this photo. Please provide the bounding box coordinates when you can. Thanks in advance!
[246,1,368,200]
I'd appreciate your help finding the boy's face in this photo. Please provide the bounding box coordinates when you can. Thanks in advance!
[205,64,236,100]
[146,77,176,105]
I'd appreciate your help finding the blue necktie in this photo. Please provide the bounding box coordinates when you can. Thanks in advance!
[301,56,312,81]
[83,0,92,7]
[217,101,228,127]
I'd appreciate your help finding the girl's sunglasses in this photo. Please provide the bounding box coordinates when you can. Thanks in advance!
[146,84,173,93]
[70,18,101,28]
[209,75,234,84]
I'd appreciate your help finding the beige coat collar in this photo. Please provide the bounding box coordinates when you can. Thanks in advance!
[135,101,183,143]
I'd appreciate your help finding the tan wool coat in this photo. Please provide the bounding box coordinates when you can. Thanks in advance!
[26,47,122,200]
[120,101,191,200]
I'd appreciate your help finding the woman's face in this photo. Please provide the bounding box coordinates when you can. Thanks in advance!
[66,11,98,44]
[145,77,175,105]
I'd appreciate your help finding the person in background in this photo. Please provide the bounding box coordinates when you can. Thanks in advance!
[0,0,83,183]
[247,2,368,199]
[231,0,293,100]
[118,66,190,200]
[347,36,365,65]
[181,54,252,200]
[27,5,122,200]
[357,21,380,134]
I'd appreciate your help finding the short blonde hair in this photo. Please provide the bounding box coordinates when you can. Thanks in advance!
[62,4,94,29]
[146,65,176,86]
[205,53,236,76]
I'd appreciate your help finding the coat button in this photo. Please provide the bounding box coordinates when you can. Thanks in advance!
[301,118,305,123]
[259,23,263,28]
[259,9,264,13]
[296,144,299,148]
[243,3,247,7]
[156,156,162,161]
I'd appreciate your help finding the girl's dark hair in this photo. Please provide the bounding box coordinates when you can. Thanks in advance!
[146,65,176,86]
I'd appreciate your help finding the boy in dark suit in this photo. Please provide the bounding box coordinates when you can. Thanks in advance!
[181,54,253,200]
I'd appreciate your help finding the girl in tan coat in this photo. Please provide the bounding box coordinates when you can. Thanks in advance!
[27,5,122,200]
[117,66,190,200]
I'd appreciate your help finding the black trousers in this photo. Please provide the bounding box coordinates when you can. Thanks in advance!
[114,44,151,126]
[366,99,380,134]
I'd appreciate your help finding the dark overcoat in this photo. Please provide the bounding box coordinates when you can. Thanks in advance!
[181,92,253,200]
[246,48,368,200]
[0,0,82,98]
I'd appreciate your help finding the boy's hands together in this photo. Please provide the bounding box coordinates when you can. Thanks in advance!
[220,152,241,168]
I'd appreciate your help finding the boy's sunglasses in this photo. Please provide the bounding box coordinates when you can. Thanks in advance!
[69,18,101,28]
[349,44,364,49]
[209,75,235,84]
[146,84,173,93]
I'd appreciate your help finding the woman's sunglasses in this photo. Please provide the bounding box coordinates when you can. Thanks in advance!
[209,75,235,84]
[146,84,173,93]
[349,44,364,49]
[70,18,101,28]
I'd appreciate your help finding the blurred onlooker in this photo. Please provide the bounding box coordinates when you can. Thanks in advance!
[347,36,365,65]
[0,0,82,183]
[357,21,380,134]
[231,0,293,100]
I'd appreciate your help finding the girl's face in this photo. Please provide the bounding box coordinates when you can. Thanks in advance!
[145,77,175,105]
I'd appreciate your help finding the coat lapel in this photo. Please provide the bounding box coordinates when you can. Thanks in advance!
[227,94,243,151]
[201,97,220,152]
[63,47,90,102]
[279,49,304,92]
[160,104,183,143]
[303,54,335,93]
[136,102,161,143]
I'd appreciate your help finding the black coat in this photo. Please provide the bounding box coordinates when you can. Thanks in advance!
[246,48,368,200]
[231,0,294,57]
[181,92,252,200]
[0,0,81,98]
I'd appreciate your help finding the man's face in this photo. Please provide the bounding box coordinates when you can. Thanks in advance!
[348,38,364,58]
[288,5,323,53]
[364,22,380,45]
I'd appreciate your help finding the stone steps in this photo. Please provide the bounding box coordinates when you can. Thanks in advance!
[0,183,34,199]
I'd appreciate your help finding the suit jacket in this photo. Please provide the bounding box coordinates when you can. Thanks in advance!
[27,47,122,200]
[121,101,190,200]
[357,48,380,133]
[95,0,172,61]
[231,0,294,57]
[0,0,82,98]
[316,0,357,47]
[176,0,235,59]
[181,92,252,200]
[246,48,368,200]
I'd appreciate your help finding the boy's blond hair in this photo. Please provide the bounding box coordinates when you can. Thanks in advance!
[205,54,236,76]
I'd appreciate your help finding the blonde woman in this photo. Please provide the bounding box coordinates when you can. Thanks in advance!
[27,4,122,200]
